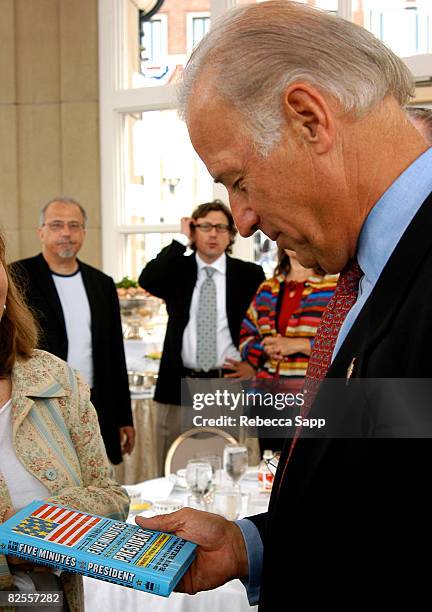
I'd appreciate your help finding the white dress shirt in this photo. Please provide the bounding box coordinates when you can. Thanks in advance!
[181,251,241,369]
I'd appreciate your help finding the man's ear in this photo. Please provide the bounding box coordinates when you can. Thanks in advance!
[282,83,336,154]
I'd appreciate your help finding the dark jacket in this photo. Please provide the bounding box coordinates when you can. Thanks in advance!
[139,240,265,404]
[11,253,133,465]
[248,190,432,609]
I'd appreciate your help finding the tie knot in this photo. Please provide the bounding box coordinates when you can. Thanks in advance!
[204,267,215,279]
[338,258,362,293]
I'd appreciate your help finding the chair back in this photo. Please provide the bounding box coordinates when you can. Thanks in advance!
[164,427,237,476]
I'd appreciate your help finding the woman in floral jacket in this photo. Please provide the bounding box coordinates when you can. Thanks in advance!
[0,232,129,611]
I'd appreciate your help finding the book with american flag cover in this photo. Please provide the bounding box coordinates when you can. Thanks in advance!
[0,500,196,597]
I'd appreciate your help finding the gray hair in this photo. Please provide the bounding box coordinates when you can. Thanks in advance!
[406,106,432,144]
[178,0,414,154]
[39,197,88,228]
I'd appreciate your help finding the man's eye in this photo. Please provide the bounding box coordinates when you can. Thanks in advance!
[233,179,246,193]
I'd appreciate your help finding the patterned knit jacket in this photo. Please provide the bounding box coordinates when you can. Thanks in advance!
[0,350,129,612]
[240,273,338,379]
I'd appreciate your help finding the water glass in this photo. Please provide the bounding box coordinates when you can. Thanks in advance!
[223,444,248,489]
[185,460,213,509]
[212,487,243,521]
[195,454,222,485]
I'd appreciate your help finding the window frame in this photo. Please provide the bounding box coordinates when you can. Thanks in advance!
[186,12,211,54]
[140,13,168,67]
[99,0,431,279]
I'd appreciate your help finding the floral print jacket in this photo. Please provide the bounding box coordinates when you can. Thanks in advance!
[0,350,129,611]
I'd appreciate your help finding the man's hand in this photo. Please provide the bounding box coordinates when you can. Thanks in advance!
[262,335,311,360]
[135,509,248,594]
[119,425,135,455]
[180,217,194,239]
[223,358,256,379]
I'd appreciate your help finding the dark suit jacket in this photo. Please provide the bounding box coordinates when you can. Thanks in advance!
[248,191,432,608]
[138,240,265,405]
[11,254,133,465]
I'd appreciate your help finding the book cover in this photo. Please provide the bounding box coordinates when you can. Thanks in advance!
[0,501,196,597]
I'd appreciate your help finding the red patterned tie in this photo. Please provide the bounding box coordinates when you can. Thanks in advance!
[277,258,363,492]
[303,258,363,409]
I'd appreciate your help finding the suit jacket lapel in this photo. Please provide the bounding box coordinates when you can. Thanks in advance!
[34,254,67,331]
[329,191,432,379]
[78,260,99,348]
[295,191,432,469]
[225,256,237,342]
[271,191,432,515]
[182,254,198,322]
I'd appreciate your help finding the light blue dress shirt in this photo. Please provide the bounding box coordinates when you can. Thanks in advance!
[237,146,432,605]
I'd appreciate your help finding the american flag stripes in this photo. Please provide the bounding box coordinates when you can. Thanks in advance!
[13,503,100,547]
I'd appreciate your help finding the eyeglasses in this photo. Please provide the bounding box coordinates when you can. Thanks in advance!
[194,223,230,233]
[43,221,84,232]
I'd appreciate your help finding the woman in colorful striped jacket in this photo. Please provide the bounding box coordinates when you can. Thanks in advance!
[240,249,337,387]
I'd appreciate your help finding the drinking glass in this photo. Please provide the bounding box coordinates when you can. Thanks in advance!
[212,487,243,521]
[223,444,248,491]
[195,454,222,486]
[185,460,213,509]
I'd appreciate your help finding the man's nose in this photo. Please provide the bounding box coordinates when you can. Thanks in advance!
[230,202,260,238]
[208,226,218,236]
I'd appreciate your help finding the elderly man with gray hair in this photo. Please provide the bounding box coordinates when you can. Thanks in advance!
[137,1,432,608]
[11,197,135,466]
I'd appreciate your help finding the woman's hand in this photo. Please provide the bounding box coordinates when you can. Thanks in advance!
[262,335,311,360]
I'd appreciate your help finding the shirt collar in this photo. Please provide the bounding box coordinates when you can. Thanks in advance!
[357,147,432,286]
[195,251,227,275]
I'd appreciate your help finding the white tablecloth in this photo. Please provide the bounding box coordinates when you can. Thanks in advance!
[83,472,270,612]
[84,577,254,612]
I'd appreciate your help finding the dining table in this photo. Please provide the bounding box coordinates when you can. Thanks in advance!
[83,469,270,612]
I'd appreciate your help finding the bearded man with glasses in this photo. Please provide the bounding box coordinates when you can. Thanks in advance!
[11,197,135,466]
[139,200,265,475]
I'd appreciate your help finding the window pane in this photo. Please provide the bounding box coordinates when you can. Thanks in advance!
[123,110,213,226]
[353,1,432,56]
[192,16,210,45]
[188,13,211,53]
[125,0,210,89]
[124,232,179,280]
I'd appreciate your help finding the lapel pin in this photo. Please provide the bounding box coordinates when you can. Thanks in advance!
[346,357,356,384]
